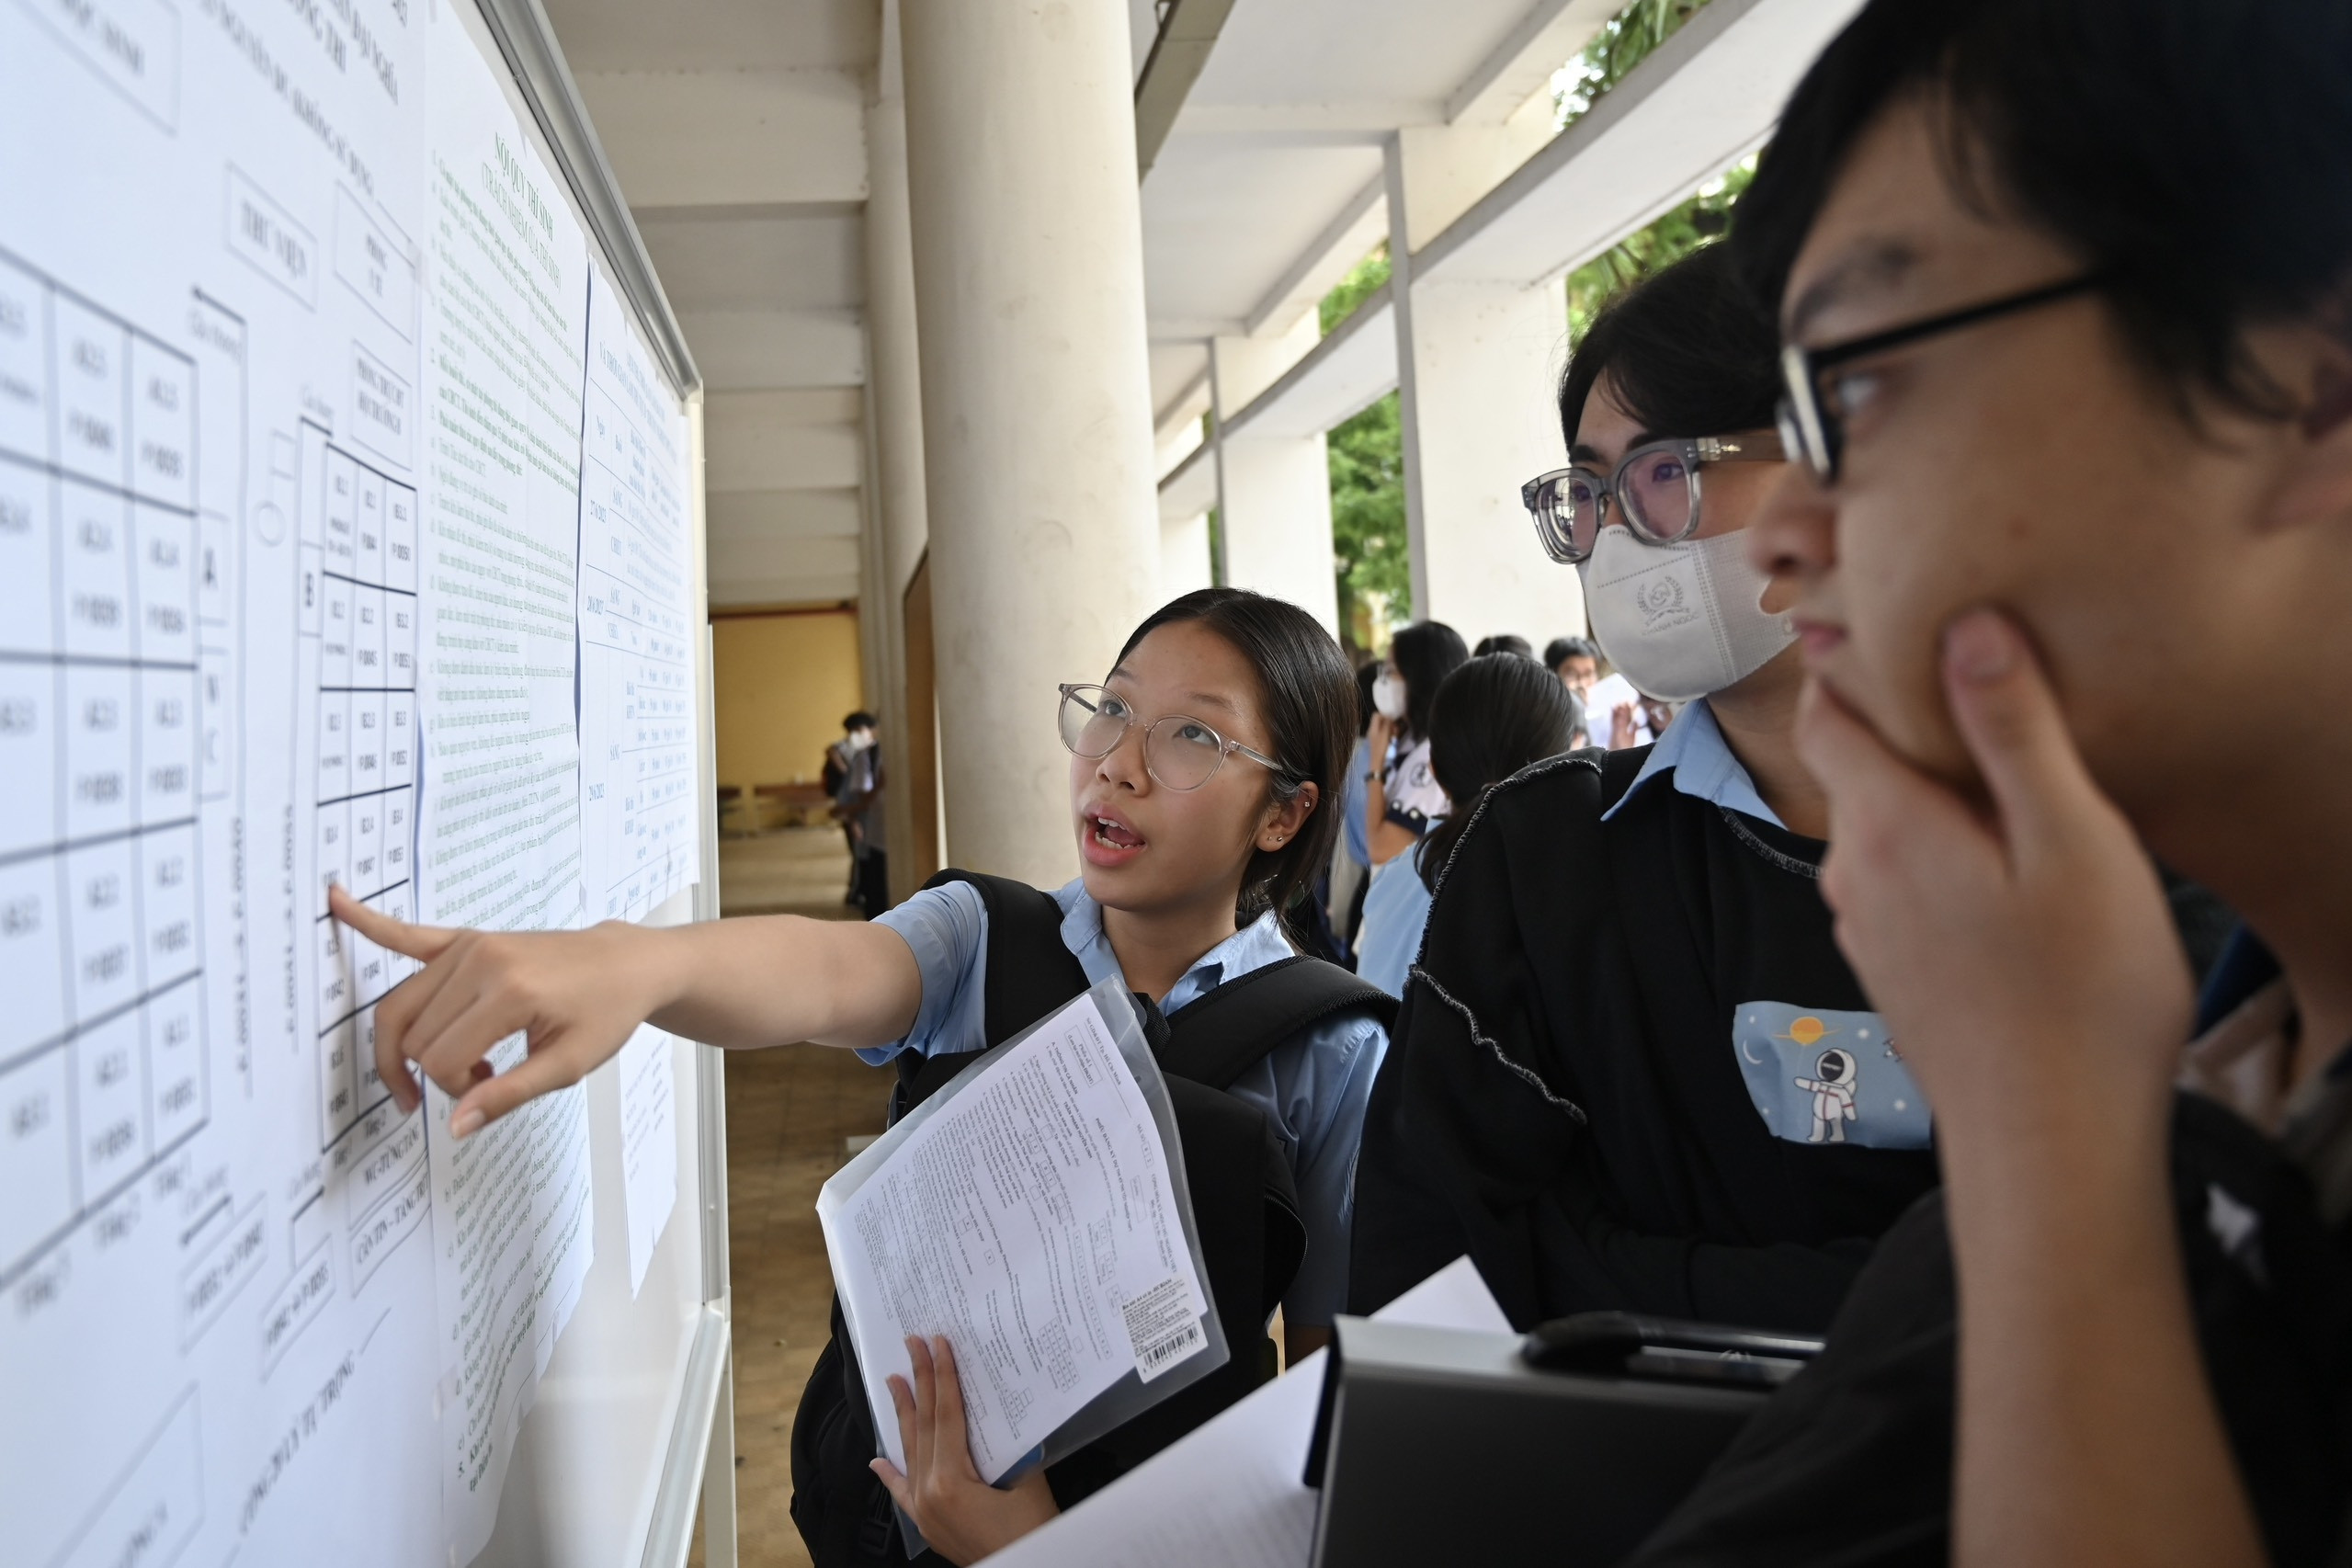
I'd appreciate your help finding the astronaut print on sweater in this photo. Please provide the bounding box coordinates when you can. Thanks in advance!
[1732,1002,1933,1150]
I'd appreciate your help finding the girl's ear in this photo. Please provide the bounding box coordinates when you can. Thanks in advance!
[1256,780,1319,853]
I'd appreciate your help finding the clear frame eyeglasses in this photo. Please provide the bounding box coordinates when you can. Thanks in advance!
[1056,684,1294,792]
[1519,432,1785,565]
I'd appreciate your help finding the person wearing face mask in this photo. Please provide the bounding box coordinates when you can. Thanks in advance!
[1363,620,1470,869]
[1348,244,1943,1334]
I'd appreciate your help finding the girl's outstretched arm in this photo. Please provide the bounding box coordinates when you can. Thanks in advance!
[332,887,922,1137]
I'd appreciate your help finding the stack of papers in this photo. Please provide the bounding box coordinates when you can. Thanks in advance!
[817,989,1216,1482]
[983,1257,1511,1568]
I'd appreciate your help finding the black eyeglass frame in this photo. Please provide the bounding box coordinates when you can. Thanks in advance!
[1519,432,1785,565]
[1055,683,1299,792]
[1777,271,2113,484]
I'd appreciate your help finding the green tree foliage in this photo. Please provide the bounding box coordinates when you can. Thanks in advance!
[1564,159,1753,341]
[1320,244,1392,337]
[1553,0,1740,341]
[1327,391,1409,643]
[1554,0,1716,131]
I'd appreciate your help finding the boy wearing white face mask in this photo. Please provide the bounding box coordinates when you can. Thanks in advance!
[1349,246,1942,1332]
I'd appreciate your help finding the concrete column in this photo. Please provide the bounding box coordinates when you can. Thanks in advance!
[1207,319,1339,632]
[1387,129,1585,649]
[901,0,1161,886]
[1406,278,1585,649]
[864,1,932,900]
[1161,511,1213,597]
[1216,433,1340,631]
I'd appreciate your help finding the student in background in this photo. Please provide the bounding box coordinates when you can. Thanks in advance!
[833,717,889,920]
[1328,661,1381,959]
[1619,1,2352,1562]
[332,588,1392,1564]
[1363,620,1469,868]
[1472,632,1534,660]
[1355,654,1581,998]
[1585,666,1655,749]
[1542,635,1600,744]
[824,712,873,903]
[1351,244,1941,1332]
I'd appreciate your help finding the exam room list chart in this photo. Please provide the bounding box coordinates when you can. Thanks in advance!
[0,251,208,1278]
[579,261,698,924]
[302,440,421,1149]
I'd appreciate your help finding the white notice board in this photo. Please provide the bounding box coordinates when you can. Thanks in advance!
[0,0,733,1564]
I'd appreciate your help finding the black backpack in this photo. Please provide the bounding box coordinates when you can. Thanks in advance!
[790,871,1396,1565]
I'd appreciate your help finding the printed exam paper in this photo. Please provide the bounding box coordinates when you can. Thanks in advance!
[819,991,1210,1483]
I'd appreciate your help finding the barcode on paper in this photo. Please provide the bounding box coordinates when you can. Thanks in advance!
[1119,1278,1207,1383]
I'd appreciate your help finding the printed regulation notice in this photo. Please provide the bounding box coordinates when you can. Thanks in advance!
[818,991,1212,1483]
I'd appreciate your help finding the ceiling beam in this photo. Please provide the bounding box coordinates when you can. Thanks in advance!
[1133,0,1239,178]
[1167,101,1444,140]
[1444,0,1619,125]
[1241,174,1386,337]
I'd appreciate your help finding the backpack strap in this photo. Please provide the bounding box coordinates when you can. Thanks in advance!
[1160,955,1398,1091]
[892,869,1090,1116]
[1596,741,1649,813]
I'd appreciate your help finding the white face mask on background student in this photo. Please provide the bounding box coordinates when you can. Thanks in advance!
[1577,525,1795,702]
[1371,667,1407,722]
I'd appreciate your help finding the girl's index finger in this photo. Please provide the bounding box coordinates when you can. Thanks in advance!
[329,881,460,962]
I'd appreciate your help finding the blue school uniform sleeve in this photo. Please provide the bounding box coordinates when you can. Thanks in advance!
[862,881,992,1064]
[1256,1011,1389,1327]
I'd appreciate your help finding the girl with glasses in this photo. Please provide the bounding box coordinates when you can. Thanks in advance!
[333,587,1390,1565]
[1351,243,1943,1334]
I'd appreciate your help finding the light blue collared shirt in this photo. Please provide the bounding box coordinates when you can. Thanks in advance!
[869,879,1389,1327]
[1600,698,1785,828]
[1354,850,1434,1002]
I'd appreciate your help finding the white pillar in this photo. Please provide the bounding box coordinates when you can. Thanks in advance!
[1161,510,1212,597]
[1216,434,1340,632]
[1386,127,1585,649]
[864,3,931,900]
[901,0,1161,887]
[1407,278,1584,649]
[1208,319,1339,633]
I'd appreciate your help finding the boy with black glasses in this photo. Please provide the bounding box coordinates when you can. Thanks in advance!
[1619,2,2352,1565]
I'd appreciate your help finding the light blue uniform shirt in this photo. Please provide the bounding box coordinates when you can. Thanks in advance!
[1354,850,1435,1001]
[1601,698,1786,827]
[869,879,1389,1326]
[1340,734,1372,869]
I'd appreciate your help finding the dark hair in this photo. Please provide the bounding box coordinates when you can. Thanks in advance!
[1558,243,1782,451]
[1386,620,1470,743]
[1472,633,1534,660]
[1354,660,1381,735]
[1733,0,2352,419]
[1416,655,1581,880]
[1116,588,1358,944]
[843,710,876,731]
[1542,635,1598,674]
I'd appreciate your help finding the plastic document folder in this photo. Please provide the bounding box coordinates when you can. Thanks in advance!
[1304,1314,1822,1567]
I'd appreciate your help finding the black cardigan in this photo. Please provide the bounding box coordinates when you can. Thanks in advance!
[1349,744,1938,1332]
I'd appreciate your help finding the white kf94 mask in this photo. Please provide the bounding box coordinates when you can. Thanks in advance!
[1576,525,1796,703]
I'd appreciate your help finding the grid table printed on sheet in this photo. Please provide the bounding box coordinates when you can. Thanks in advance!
[0,251,211,1282]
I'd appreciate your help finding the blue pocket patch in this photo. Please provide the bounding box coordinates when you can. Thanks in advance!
[1732,1002,1932,1150]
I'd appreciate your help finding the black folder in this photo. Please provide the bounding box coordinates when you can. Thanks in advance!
[1303,1313,1823,1568]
